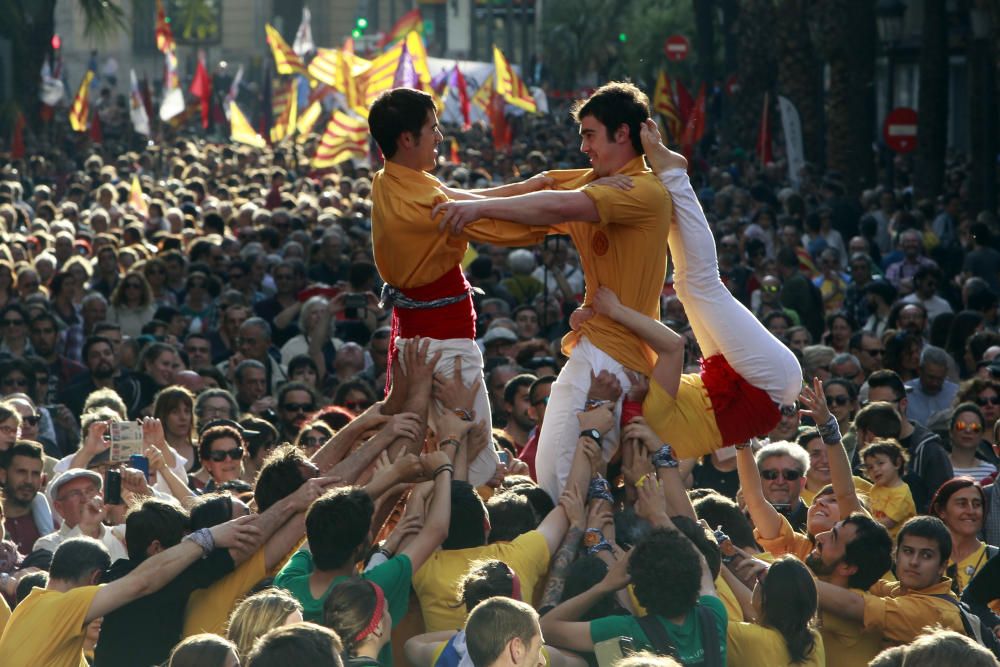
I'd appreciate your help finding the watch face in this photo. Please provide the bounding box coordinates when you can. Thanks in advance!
[583,531,602,548]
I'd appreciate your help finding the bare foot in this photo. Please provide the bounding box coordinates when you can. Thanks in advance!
[640,119,687,173]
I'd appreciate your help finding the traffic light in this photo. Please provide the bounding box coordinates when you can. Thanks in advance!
[353,16,368,38]
[618,32,627,43]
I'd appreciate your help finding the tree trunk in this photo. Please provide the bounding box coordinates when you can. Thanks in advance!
[1,0,57,131]
[815,0,877,198]
[775,0,824,166]
[966,3,997,215]
[727,0,777,149]
[692,0,715,89]
[914,0,949,200]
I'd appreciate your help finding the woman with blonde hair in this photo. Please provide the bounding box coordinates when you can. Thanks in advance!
[108,269,157,338]
[226,588,304,662]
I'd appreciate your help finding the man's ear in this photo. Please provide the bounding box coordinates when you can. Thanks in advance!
[508,636,525,664]
[836,560,859,580]
[614,123,630,145]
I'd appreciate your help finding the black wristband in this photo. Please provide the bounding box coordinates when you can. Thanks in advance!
[580,428,602,445]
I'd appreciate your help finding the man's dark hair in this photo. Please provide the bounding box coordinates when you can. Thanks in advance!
[528,375,557,406]
[246,622,344,667]
[503,373,536,406]
[125,498,189,563]
[30,312,59,331]
[867,372,906,403]
[629,528,702,618]
[2,440,43,470]
[254,444,311,512]
[842,513,894,590]
[189,493,235,531]
[465,597,539,667]
[444,481,488,550]
[777,247,799,269]
[693,493,758,551]
[305,487,374,570]
[854,402,902,439]
[50,536,111,583]
[486,492,536,543]
[505,483,554,526]
[672,515,721,580]
[276,382,318,410]
[368,88,437,159]
[896,515,952,564]
[82,335,115,362]
[571,81,649,155]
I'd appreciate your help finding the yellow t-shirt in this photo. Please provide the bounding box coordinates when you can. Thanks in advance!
[642,372,722,459]
[183,547,269,637]
[868,484,916,539]
[413,530,550,632]
[0,585,100,667]
[715,574,743,624]
[862,578,964,645]
[819,604,883,667]
[545,157,672,376]
[0,594,9,636]
[753,514,814,562]
[801,476,873,506]
[371,160,549,289]
[726,623,824,667]
[951,542,991,594]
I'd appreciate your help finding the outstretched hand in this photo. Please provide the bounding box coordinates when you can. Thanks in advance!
[799,376,831,425]
[433,200,485,236]
[639,119,687,173]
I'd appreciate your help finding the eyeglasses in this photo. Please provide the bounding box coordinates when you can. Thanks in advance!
[3,377,28,388]
[207,446,244,462]
[281,402,315,413]
[1,319,25,327]
[760,468,803,481]
[976,396,1000,407]
[0,425,18,436]
[763,285,780,293]
[23,414,41,426]
[954,421,983,433]
[826,395,851,407]
[863,348,884,356]
[344,400,371,411]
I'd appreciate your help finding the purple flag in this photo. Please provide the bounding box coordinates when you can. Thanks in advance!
[393,43,418,89]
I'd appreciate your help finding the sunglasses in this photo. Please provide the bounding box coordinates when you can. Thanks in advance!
[1,319,25,327]
[207,446,244,462]
[3,377,28,387]
[281,402,315,413]
[955,421,983,433]
[763,285,780,293]
[23,414,41,426]
[863,348,884,356]
[826,395,851,407]
[976,396,1000,407]
[761,468,803,481]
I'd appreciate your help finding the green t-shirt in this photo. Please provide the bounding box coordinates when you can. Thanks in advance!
[589,596,728,666]
[274,550,413,664]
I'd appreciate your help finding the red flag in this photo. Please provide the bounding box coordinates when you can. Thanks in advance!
[454,64,471,130]
[155,0,175,54]
[450,137,460,163]
[679,84,706,157]
[10,113,25,159]
[89,111,103,143]
[488,93,511,150]
[756,92,773,165]
[675,80,694,124]
[189,51,212,129]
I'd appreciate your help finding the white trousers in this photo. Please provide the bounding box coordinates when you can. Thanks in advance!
[660,168,802,406]
[395,337,498,486]
[534,337,631,499]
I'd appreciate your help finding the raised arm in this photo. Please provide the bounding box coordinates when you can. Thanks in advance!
[799,377,864,518]
[736,439,783,540]
[439,173,554,201]
[260,475,342,570]
[398,450,453,571]
[814,578,865,622]
[86,515,261,623]
[328,412,423,484]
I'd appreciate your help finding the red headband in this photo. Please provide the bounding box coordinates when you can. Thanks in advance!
[354,582,386,643]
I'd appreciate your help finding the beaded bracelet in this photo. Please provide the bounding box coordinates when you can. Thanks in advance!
[183,527,215,558]
[588,475,614,504]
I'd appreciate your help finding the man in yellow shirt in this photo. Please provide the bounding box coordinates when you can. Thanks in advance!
[434,82,672,498]
[815,515,966,654]
[0,517,258,667]
[369,87,553,487]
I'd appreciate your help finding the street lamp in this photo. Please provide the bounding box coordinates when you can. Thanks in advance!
[876,0,907,189]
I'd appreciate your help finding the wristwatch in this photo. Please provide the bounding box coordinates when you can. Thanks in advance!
[580,428,602,445]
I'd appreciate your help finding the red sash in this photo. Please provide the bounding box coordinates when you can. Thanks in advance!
[701,354,781,446]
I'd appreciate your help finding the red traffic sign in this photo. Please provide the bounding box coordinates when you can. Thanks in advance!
[724,74,739,96]
[883,107,918,154]
[664,35,690,62]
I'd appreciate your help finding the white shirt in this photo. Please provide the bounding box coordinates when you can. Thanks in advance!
[33,521,129,563]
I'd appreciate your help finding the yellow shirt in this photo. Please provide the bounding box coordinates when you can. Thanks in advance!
[183,547,269,637]
[545,157,672,375]
[371,160,548,288]
[0,585,100,667]
[413,530,549,632]
[754,514,813,562]
[951,543,990,594]
[715,574,743,624]
[0,594,9,636]
[726,623,824,667]
[868,483,916,539]
[862,578,964,645]
[642,372,721,459]
[801,476,873,506]
[819,604,883,667]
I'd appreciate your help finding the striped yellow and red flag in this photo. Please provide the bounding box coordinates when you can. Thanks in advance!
[471,74,494,113]
[69,70,95,132]
[265,24,308,76]
[308,48,370,116]
[492,45,536,113]
[359,32,434,111]
[653,70,683,143]
[296,100,323,143]
[313,111,368,168]
[155,0,175,54]
[129,176,149,218]
[230,101,267,148]
[270,79,298,143]
[376,8,423,50]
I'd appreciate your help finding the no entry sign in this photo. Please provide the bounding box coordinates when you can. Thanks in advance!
[883,107,918,153]
[664,35,690,62]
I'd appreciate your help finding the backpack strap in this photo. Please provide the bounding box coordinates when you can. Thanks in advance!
[696,604,723,667]
[636,614,677,659]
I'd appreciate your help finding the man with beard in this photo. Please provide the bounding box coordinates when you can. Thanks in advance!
[275,382,317,444]
[59,336,141,418]
[29,313,85,403]
[501,374,537,452]
[0,441,52,555]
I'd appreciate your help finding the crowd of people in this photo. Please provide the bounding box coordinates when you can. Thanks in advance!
[0,77,997,667]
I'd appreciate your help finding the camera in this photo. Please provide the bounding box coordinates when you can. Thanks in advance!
[344,293,367,318]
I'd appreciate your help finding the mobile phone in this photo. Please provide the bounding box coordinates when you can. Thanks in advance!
[345,293,367,318]
[105,469,122,505]
[498,450,511,465]
[129,454,150,481]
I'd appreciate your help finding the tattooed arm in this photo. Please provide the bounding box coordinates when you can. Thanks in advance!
[539,486,585,613]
